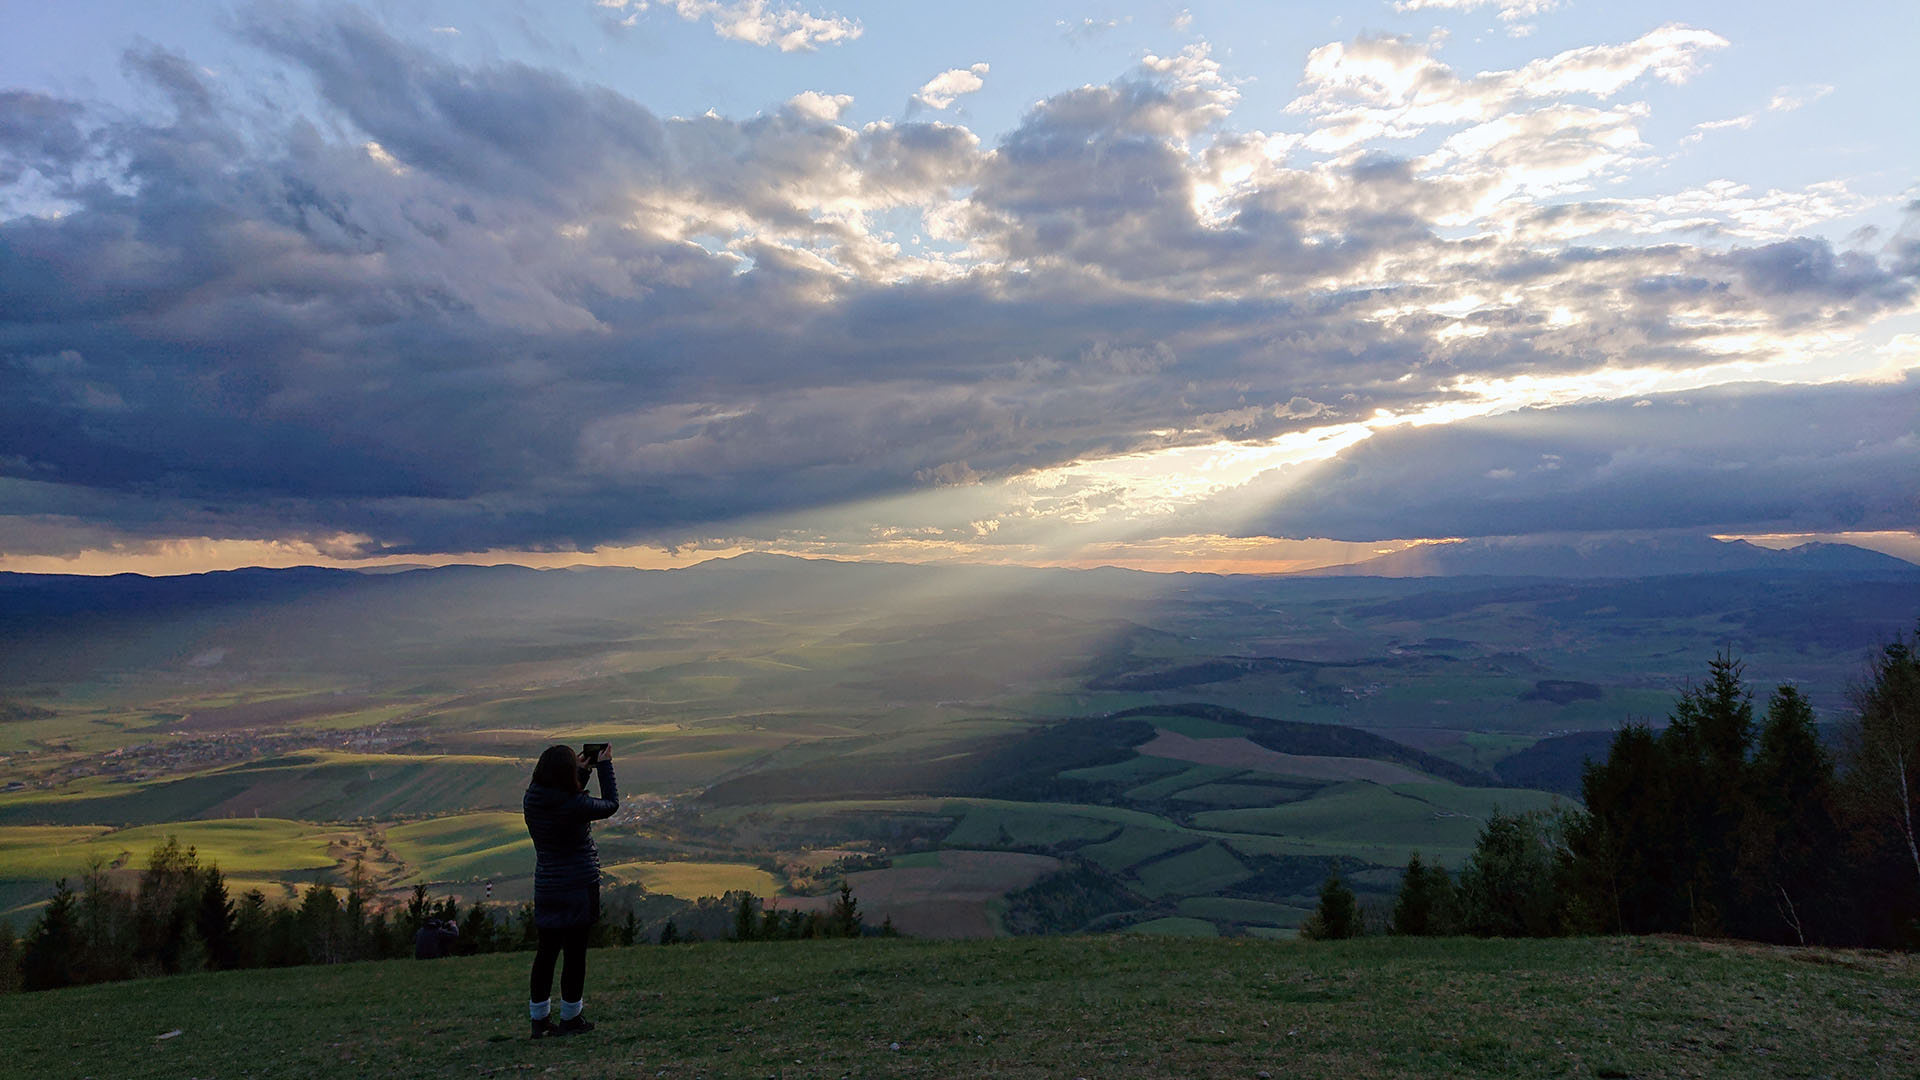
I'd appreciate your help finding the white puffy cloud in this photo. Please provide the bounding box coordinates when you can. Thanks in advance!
[912,63,990,111]
[1291,24,1727,153]
[602,0,860,52]
[1392,0,1562,21]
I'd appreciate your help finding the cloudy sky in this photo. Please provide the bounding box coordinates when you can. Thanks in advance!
[2,1,1915,575]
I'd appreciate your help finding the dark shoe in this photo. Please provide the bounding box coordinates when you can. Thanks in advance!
[557,1014,595,1035]
[531,1017,564,1039]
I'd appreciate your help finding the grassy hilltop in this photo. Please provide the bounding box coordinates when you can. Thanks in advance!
[9,935,1916,1080]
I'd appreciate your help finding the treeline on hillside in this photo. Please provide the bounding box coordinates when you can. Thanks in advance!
[1309,626,1920,948]
[0,839,878,994]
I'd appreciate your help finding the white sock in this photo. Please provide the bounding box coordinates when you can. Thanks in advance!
[529,999,551,1020]
[559,998,584,1021]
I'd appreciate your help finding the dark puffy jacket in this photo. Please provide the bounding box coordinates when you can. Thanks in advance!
[524,761,618,929]
[413,920,459,959]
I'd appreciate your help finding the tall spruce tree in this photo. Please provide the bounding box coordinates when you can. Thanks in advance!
[298,884,344,964]
[1839,624,1920,945]
[232,888,271,968]
[1659,653,1756,936]
[196,865,236,970]
[0,918,18,994]
[1303,869,1361,940]
[733,894,760,941]
[828,881,862,938]
[1573,722,1688,933]
[1390,852,1455,936]
[21,879,78,992]
[1733,685,1839,943]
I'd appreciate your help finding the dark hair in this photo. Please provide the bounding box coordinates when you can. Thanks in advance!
[531,744,583,792]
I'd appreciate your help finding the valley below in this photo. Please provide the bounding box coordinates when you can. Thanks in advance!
[3,549,1916,939]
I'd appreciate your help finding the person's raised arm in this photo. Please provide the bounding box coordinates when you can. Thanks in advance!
[578,745,617,819]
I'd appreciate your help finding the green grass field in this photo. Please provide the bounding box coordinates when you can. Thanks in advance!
[0,818,351,881]
[382,813,532,884]
[7,935,1915,1079]
[1076,825,1193,872]
[0,751,531,826]
[1176,896,1312,927]
[1192,782,1565,859]
[944,805,1120,849]
[601,860,780,899]
[1124,915,1219,936]
[1131,841,1250,897]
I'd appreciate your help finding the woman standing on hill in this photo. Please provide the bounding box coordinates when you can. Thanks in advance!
[523,743,617,1038]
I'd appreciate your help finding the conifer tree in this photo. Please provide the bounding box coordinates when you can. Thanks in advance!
[828,881,862,938]
[1302,869,1361,939]
[406,883,431,934]
[1737,685,1840,943]
[733,894,760,941]
[296,884,343,964]
[1458,811,1560,938]
[1839,623,1920,943]
[1660,652,1755,935]
[232,888,272,968]
[1575,722,1687,933]
[1391,852,1455,935]
[0,919,19,994]
[197,865,236,970]
[21,879,78,992]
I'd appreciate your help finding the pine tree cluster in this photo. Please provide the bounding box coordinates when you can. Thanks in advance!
[1370,627,1920,949]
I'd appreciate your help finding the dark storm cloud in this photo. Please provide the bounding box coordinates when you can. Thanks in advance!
[1,9,1915,558]
[1229,377,1920,541]
[1718,237,1913,312]
[0,92,87,185]
[245,8,671,206]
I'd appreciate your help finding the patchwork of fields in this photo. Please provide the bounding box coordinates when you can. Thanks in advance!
[1,710,1569,935]
[4,558,1912,937]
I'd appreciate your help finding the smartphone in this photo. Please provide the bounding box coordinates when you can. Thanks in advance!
[581,742,609,764]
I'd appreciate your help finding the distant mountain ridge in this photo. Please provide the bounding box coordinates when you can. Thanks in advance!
[1298,535,1919,579]
[4,538,1915,634]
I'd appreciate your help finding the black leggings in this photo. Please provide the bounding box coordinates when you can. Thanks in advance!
[530,924,590,1004]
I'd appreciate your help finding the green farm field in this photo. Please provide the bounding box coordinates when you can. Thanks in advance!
[0,751,533,826]
[0,818,352,884]
[602,860,780,899]
[382,813,532,884]
[1193,783,1569,849]
[4,557,1915,938]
